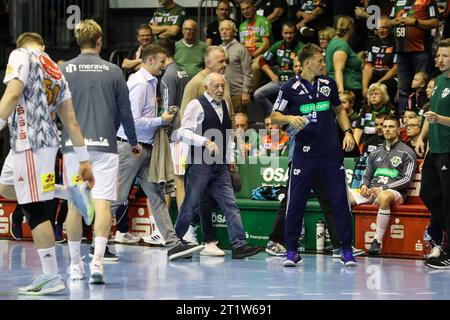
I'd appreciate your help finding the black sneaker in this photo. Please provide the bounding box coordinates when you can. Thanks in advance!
[168,243,204,261]
[368,239,381,255]
[425,254,450,269]
[232,244,261,259]
[89,245,119,262]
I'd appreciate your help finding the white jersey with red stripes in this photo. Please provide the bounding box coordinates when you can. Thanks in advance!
[3,48,71,152]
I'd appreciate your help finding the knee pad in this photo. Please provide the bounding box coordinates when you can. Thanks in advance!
[21,201,54,230]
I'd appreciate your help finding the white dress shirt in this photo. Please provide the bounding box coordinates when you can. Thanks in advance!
[117,67,163,144]
[178,93,235,163]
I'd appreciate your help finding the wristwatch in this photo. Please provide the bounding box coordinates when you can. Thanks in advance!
[344,128,353,135]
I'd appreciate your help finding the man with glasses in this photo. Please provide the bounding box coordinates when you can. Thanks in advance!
[122,24,154,77]
[174,20,207,79]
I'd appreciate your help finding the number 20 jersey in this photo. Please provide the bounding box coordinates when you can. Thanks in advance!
[3,48,71,152]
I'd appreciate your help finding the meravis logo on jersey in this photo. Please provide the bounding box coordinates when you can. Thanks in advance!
[40,173,55,193]
[442,88,450,98]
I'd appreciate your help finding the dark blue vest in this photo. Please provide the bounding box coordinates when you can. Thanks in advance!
[189,95,232,165]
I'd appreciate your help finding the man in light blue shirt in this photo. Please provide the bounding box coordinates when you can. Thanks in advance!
[112,44,204,261]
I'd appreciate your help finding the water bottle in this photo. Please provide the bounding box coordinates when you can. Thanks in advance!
[423,226,432,258]
[298,222,306,252]
[316,219,325,252]
[286,115,311,136]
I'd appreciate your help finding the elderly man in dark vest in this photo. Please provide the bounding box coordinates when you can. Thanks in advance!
[176,72,261,259]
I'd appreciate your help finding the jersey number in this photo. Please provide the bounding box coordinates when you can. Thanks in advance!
[396,27,406,38]
[44,79,61,106]
[378,176,389,184]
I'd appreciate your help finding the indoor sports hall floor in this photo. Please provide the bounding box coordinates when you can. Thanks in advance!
[0,240,449,300]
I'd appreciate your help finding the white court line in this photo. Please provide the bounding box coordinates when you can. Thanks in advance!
[416,292,436,295]
[194,296,215,299]
[231,295,251,298]
[303,293,324,296]
[267,293,289,297]
[340,293,361,295]
[158,297,178,300]
[379,292,400,295]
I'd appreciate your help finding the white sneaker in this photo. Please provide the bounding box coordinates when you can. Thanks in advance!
[142,233,166,246]
[183,225,199,245]
[200,241,225,256]
[428,245,443,259]
[18,274,65,295]
[68,262,85,280]
[114,231,141,244]
[89,262,105,284]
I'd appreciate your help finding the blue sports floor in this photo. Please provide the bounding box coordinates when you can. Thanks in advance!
[0,239,449,300]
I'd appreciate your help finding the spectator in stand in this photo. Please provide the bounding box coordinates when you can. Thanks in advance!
[405,116,425,158]
[416,39,450,269]
[340,90,358,128]
[256,0,288,41]
[325,15,363,112]
[259,115,289,156]
[149,0,186,41]
[174,20,207,79]
[362,16,398,106]
[220,19,253,113]
[389,0,439,115]
[254,22,304,116]
[318,26,336,50]
[400,109,419,141]
[234,112,259,159]
[122,24,154,77]
[206,0,234,46]
[349,116,417,255]
[421,77,435,114]
[295,0,333,41]
[239,0,272,92]
[407,71,428,114]
[353,83,397,146]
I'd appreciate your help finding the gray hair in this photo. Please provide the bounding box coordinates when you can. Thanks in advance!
[219,19,237,33]
[204,45,226,62]
[204,72,224,87]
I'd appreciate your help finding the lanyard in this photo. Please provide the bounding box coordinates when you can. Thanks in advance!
[297,75,321,100]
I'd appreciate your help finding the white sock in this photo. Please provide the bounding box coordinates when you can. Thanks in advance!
[149,215,160,235]
[37,247,58,275]
[93,237,108,264]
[68,240,82,265]
[376,209,391,243]
[54,184,70,200]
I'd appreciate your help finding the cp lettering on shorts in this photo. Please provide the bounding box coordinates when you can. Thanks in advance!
[71,175,83,185]
[40,172,55,192]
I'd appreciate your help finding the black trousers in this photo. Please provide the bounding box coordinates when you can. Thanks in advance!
[420,153,450,251]
[268,164,342,249]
